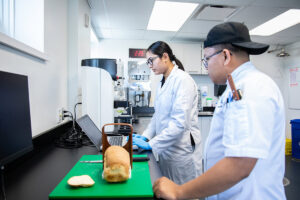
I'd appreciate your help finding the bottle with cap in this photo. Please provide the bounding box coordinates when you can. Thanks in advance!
[206,97,213,107]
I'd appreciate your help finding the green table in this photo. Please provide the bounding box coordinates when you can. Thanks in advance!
[49,155,153,199]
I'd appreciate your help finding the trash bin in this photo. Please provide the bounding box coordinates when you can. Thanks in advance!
[290,119,300,159]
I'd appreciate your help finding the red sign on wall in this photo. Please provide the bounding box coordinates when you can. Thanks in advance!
[129,48,147,58]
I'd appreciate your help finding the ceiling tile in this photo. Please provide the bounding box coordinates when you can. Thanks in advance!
[173,32,206,42]
[195,6,237,21]
[143,30,176,41]
[251,35,300,45]
[272,23,300,37]
[229,6,291,29]
[111,29,145,40]
[167,0,254,7]
[105,0,154,29]
[252,0,300,8]
[89,0,300,45]
[180,20,220,33]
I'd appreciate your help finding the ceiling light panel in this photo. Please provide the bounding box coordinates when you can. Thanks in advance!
[147,1,198,32]
[250,9,300,36]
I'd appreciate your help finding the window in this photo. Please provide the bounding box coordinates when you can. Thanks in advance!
[0,0,14,36]
[0,0,44,53]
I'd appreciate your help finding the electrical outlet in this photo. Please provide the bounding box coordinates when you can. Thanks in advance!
[57,108,64,123]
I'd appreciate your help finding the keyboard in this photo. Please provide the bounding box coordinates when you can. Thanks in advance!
[118,125,132,134]
[108,136,123,146]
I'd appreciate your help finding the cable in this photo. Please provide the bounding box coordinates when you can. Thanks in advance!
[1,166,7,200]
[54,102,84,149]
[74,102,82,121]
[55,108,82,149]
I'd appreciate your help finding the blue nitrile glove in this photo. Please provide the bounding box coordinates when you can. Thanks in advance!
[132,133,148,141]
[132,137,152,150]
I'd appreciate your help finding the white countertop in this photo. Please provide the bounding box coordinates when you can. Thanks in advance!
[198,111,214,116]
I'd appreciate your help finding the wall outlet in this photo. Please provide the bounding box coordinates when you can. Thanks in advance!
[57,108,64,123]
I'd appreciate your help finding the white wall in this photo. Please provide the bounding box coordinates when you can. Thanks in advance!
[68,0,91,112]
[282,41,300,138]
[249,44,300,138]
[0,0,68,137]
[0,0,91,137]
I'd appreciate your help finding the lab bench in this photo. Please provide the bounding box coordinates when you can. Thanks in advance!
[2,121,299,200]
[1,122,162,200]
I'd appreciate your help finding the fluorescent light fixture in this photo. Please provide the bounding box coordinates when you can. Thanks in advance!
[147,1,198,32]
[250,9,300,36]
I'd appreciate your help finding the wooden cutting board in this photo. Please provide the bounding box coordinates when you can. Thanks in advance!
[49,155,153,199]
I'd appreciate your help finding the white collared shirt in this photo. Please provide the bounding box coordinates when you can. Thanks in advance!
[204,62,286,200]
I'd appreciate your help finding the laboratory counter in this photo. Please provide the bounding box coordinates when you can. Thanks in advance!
[2,122,299,200]
[1,122,162,200]
[132,107,214,117]
[198,111,214,116]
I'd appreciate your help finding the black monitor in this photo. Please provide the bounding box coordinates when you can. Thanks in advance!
[0,71,33,166]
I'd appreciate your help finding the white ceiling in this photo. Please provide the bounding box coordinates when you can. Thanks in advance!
[88,0,300,45]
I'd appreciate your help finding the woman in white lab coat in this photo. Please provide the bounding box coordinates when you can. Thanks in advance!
[132,41,202,185]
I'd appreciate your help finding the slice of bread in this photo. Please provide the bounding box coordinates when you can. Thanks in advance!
[67,175,95,187]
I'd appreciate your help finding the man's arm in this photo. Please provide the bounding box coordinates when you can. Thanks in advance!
[153,157,257,200]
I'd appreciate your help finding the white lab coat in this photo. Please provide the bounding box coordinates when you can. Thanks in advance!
[143,65,202,185]
[204,62,286,200]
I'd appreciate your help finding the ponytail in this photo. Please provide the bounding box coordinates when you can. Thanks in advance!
[171,55,185,71]
[147,41,185,71]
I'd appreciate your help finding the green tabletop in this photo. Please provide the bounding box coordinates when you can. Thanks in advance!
[49,155,153,199]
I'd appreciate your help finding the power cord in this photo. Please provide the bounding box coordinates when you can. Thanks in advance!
[54,105,82,149]
[74,102,82,121]
[54,102,95,149]
[1,166,7,200]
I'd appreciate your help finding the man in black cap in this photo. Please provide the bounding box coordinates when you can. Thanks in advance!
[153,22,286,200]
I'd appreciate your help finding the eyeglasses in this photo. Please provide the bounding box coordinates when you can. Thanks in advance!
[146,56,159,66]
[201,50,223,69]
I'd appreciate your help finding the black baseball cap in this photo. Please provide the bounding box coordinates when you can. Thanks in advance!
[204,22,269,55]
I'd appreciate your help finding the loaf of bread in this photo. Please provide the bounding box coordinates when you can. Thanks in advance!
[103,146,130,182]
[67,175,95,187]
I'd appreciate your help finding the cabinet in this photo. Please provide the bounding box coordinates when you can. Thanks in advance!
[171,43,204,75]
[198,116,212,151]
[200,43,208,75]
[182,44,202,74]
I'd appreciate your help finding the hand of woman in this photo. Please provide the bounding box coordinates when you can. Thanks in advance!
[132,137,151,150]
[132,133,148,141]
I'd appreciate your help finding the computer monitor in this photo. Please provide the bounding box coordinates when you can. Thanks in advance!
[76,115,138,151]
[0,71,33,166]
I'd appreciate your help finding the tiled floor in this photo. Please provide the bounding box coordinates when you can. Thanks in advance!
[284,156,300,200]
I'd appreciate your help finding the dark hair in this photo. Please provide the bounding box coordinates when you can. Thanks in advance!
[147,41,185,71]
[213,43,249,59]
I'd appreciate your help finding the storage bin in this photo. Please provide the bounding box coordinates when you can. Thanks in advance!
[285,138,292,155]
[290,119,300,159]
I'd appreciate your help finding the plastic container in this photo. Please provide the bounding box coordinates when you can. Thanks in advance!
[206,97,213,107]
[290,119,300,159]
[285,138,292,156]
